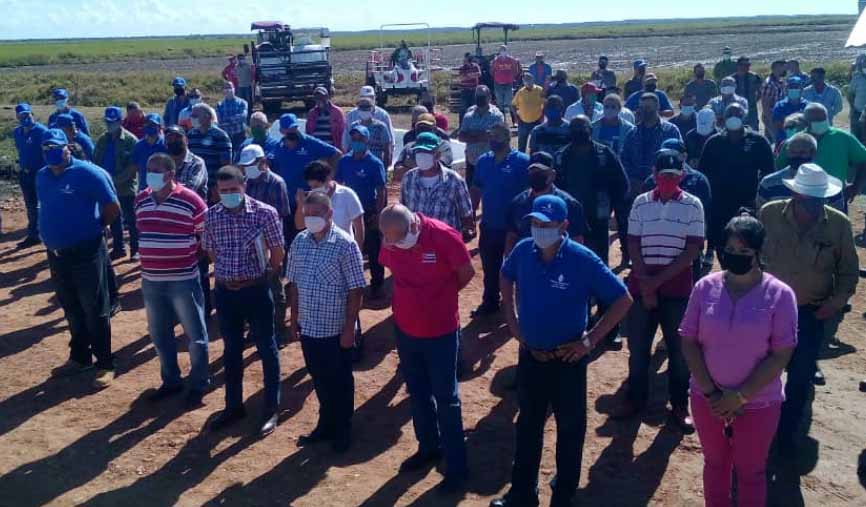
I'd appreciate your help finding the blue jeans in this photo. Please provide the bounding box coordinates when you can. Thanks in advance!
[395,326,467,478]
[778,306,823,443]
[215,283,281,413]
[19,170,39,239]
[141,277,210,393]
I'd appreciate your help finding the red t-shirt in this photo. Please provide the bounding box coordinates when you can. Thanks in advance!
[379,214,471,338]
[491,56,520,85]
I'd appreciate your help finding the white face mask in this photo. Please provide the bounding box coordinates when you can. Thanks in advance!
[415,152,435,171]
[146,172,167,192]
[189,97,202,106]
[245,166,262,180]
[720,85,736,96]
[55,99,68,111]
[358,110,373,121]
[304,216,327,233]
[725,116,744,131]
[395,224,420,249]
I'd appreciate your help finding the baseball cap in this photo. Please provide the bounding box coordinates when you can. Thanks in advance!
[786,76,803,87]
[581,82,604,95]
[279,113,299,130]
[314,86,329,97]
[164,125,185,137]
[530,151,554,168]
[172,76,187,87]
[660,138,686,154]
[644,73,658,82]
[359,85,376,98]
[145,113,162,125]
[524,194,567,223]
[55,113,75,128]
[349,124,370,138]
[723,46,732,54]
[104,106,123,123]
[633,59,647,69]
[41,128,69,146]
[415,113,436,127]
[52,88,69,100]
[412,132,441,153]
[535,51,544,57]
[15,103,32,115]
[655,151,684,175]
[237,144,266,165]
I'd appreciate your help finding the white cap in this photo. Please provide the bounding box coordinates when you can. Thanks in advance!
[782,163,843,198]
[359,85,376,98]
[238,144,265,166]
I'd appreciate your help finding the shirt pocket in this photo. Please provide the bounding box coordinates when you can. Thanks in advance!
[814,241,836,271]
[316,256,343,287]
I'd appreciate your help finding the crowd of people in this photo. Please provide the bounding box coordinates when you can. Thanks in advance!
[9,44,866,506]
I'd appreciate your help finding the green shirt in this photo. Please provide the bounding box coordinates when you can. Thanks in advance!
[776,127,866,181]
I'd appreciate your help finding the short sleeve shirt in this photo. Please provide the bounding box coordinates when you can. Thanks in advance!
[335,152,387,210]
[473,150,530,230]
[460,105,505,165]
[272,134,339,208]
[329,184,365,237]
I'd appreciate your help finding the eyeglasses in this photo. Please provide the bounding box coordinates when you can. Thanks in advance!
[42,144,64,151]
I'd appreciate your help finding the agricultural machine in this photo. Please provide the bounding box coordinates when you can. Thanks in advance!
[365,23,443,108]
[448,22,520,113]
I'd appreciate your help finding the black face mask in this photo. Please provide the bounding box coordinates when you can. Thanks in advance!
[166,140,185,155]
[570,129,591,145]
[645,84,657,92]
[719,251,754,275]
[475,96,489,107]
[528,172,549,191]
[788,156,812,170]
[174,87,185,96]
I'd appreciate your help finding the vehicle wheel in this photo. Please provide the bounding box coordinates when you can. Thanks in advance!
[262,101,282,116]
[376,91,388,108]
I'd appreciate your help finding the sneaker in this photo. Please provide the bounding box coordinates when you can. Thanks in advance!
[52,360,95,377]
[16,236,42,249]
[813,368,826,386]
[92,369,115,389]
[210,407,247,432]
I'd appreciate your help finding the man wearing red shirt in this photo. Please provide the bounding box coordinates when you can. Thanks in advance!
[491,45,521,126]
[379,204,475,493]
[222,55,239,90]
[457,53,482,125]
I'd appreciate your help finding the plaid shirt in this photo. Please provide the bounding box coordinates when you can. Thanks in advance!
[203,196,284,282]
[286,225,366,338]
[460,105,505,165]
[759,76,786,115]
[400,166,473,230]
[216,97,249,136]
[245,170,291,218]
[620,120,682,181]
[175,151,208,199]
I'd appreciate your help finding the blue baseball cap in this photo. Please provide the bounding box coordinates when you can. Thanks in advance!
[786,76,803,88]
[41,128,69,146]
[279,113,299,130]
[524,194,568,223]
[172,76,187,87]
[52,88,69,100]
[15,103,32,115]
[349,124,370,138]
[145,113,162,125]
[55,113,75,128]
[660,138,686,154]
[104,106,123,123]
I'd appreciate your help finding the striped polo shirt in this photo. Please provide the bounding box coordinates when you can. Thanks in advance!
[627,189,705,298]
[187,126,233,182]
[134,184,207,282]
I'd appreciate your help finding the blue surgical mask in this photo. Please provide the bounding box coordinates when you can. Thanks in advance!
[681,105,696,116]
[55,99,68,110]
[531,226,562,249]
[351,141,367,153]
[220,192,243,208]
[45,146,65,166]
[146,172,167,192]
[143,125,159,137]
[788,89,802,101]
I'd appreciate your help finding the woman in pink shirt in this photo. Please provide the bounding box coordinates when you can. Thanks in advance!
[680,215,797,507]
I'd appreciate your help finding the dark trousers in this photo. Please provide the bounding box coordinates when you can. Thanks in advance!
[465,162,476,189]
[215,282,281,413]
[105,254,119,303]
[459,89,475,127]
[238,86,253,116]
[626,296,689,410]
[585,226,620,342]
[511,349,588,504]
[517,120,540,153]
[198,258,212,315]
[778,306,823,443]
[300,334,354,438]
[19,170,39,239]
[479,226,507,308]
[395,326,467,478]
[363,211,384,288]
[47,237,114,370]
[617,179,643,263]
[110,195,139,253]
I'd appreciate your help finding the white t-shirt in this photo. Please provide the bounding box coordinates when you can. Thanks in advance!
[330,184,364,240]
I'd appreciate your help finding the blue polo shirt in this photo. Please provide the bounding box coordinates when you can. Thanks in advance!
[772,98,809,139]
[132,137,167,190]
[73,132,95,161]
[37,159,118,250]
[14,123,48,173]
[272,133,339,208]
[234,135,281,164]
[501,235,627,350]
[473,149,530,230]
[335,151,387,210]
[48,108,90,136]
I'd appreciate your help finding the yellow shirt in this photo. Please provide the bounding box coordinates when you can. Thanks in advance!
[512,85,545,123]
[759,199,859,308]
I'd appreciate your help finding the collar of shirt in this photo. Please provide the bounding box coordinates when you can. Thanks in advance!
[783,198,828,226]
[651,188,684,201]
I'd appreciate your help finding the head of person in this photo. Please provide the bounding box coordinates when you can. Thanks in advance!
[414,113,436,136]
[164,126,187,156]
[304,160,333,192]
[553,69,568,84]
[783,112,808,139]
[400,39,408,49]
[228,55,238,65]
[736,56,750,74]
[810,67,826,87]
[643,73,658,92]
[191,103,216,131]
[52,88,69,111]
[379,203,420,249]
[598,56,609,70]
[420,91,436,114]
[475,85,491,108]
[653,149,685,199]
[783,162,843,220]
[15,103,34,129]
[720,76,737,97]
[723,102,746,134]
[314,86,330,108]
[223,81,235,100]
[56,113,76,139]
[188,88,202,106]
[238,144,269,181]
[104,106,123,136]
[463,52,473,65]
[602,93,623,121]
[215,165,246,209]
[787,59,801,75]
[279,113,301,147]
[785,132,818,170]
[412,132,442,173]
[545,95,565,123]
[349,125,370,156]
[356,97,375,122]
[525,194,569,249]
[410,105,429,128]
[522,72,535,89]
[696,107,717,136]
[126,101,144,120]
[693,63,706,79]
[488,124,511,154]
[535,51,544,64]
[786,76,804,101]
[633,59,647,77]
[145,152,176,193]
[720,215,765,277]
[722,46,732,60]
[568,115,593,146]
[172,76,187,96]
[804,102,830,137]
[143,113,162,141]
[499,44,508,57]
[639,93,660,124]
[771,60,787,78]
[249,111,270,143]
[527,156,555,193]
[237,53,246,65]
[680,93,696,117]
[302,187,333,235]
[660,138,688,163]
[581,82,603,106]
[358,85,376,108]
[41,128,71,170]
[856,54,866,73]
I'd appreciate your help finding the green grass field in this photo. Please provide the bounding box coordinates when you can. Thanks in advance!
[0,15,855,67]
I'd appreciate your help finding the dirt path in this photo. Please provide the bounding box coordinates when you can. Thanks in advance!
[0,189,865,505]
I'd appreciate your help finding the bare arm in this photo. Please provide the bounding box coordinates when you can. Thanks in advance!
[339,288,363,348]
[101,201,121,227]
[500,274,523,343]
[288,283,299,341]
[643,241,702,288]
[268,245,285,274]
[455,262,475,291]
[585,293,632,347]
[352,214,365,250]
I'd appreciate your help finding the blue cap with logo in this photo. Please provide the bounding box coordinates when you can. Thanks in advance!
[41,128,69,146]
[104,106,123,123]
[15,103,32,115]
[349,124,370,138]
[55,113,75,128]
[524,194,568,223]
[52,88,69,100]
[279,113,299,130]
[172,76,187,87]
[786,76,803,88]
[145,113,162,125]
[660,138,686,154]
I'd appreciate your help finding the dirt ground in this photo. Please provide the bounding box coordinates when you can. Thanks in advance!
[1,168,866,506]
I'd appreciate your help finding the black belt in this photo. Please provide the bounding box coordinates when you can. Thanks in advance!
[48,236,103,258]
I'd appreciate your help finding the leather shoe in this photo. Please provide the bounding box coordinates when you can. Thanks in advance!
[147,384,184,402]
[670,407,695,435]
[298,426,332,446]
[399,448,442,472]
[258,412,278,437]
[611,399,642,420]
[210,407,247,432]
[606,335,624,351]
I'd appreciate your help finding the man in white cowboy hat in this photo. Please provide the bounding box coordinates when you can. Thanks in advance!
[759,162,859,456]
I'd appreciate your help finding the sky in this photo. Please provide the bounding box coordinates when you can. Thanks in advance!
[0,0,860,40]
